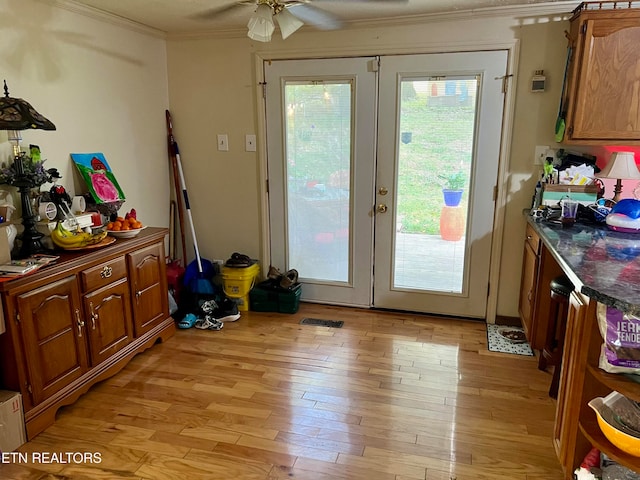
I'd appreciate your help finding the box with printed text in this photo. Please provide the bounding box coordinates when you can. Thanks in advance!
[0,390,26,452]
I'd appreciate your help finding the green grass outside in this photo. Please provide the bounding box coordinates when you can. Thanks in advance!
[286,82,476,235]
[397,91,475,234]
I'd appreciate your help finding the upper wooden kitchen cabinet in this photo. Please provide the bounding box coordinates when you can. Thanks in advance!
[562,2,640,144]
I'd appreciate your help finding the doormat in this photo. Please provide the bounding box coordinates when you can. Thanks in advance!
[300,318,344,328]
[486,324,534,356]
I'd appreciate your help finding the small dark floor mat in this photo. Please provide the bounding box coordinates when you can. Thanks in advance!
[300,318,344,328]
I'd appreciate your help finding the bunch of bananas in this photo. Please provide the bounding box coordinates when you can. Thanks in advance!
[50,221,108,249]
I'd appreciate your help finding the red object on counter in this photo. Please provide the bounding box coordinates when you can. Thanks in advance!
[89,211,102,227]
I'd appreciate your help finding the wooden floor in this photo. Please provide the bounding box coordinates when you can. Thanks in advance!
[1,304,565,479]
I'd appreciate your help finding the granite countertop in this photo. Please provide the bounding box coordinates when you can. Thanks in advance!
[528,216,640,316]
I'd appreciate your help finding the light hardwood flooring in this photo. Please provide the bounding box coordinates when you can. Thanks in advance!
[0,303,565,479]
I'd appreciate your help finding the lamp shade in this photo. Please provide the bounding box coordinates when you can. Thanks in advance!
[0,80,56,131]
[247,4,275,42]
[276,9,304,40]
[597,152,640,180]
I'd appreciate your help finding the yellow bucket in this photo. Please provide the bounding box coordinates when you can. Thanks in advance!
[221,263,260,311]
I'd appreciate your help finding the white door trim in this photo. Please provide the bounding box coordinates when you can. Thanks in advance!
[253,40,519,322]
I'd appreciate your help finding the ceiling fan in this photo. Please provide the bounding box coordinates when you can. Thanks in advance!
[195,0,409,42]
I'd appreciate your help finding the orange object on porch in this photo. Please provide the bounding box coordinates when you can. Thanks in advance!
[440,206,465,241]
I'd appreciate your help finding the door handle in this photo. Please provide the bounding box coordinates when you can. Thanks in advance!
[377,204,388,214]
[75,309,85,337]
[89,302,98,329]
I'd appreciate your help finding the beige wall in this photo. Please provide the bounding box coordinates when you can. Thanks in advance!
[2,0,576,319]
[503,20,569,317]
[0,0,170,230]
[167,12,570,318]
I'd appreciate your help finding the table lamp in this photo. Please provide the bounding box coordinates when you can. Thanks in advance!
[596,151,640,203]
[0,80,56,257]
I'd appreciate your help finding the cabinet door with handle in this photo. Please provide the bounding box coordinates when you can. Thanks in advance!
[16,276,88,405]
[566,13,640,143]
[518,239,539,345]
[83,277,133,366]
[128,242,169,337]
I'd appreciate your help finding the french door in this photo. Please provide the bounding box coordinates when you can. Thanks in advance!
[265,51,507,317]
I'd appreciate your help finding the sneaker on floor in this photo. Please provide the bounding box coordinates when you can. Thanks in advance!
[213,298,241,322]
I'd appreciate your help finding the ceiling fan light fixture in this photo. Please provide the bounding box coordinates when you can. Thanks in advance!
[247,4,275,42]
[275,8,304,40]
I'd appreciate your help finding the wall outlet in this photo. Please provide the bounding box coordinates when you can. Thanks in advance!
[534,145,549,165]
[245,134,256,152]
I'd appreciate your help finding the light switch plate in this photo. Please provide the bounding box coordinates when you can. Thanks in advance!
[245,134,256,152]
[217,134,229,152]
[534,145,549,165]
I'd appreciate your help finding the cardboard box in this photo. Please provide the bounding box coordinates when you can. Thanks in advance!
[541,184,598,206]
[0,391,26,452]
[0,224,11,265]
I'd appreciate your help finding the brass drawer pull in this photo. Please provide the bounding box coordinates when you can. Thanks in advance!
[100,266,113,279]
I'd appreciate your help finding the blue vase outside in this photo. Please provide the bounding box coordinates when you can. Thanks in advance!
[443,189,463,207]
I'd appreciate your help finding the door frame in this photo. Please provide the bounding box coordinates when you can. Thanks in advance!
[253,42,519,323]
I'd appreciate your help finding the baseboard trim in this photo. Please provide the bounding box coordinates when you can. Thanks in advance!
[495,315,521,327]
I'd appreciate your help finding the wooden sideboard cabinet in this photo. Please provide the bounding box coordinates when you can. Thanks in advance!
[562,3,640,144]
[0,227,175,439]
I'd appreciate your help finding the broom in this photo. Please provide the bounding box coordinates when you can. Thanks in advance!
[166,110,214,296]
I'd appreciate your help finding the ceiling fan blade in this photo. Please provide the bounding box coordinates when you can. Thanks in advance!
[191,2,252,21]
[287,4,343,30]
[311,0,408,3]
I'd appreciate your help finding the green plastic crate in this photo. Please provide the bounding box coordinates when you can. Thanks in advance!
[249,281,301,313]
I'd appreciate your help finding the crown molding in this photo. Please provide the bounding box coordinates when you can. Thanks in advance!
[167,1,580,40]
[42,0,167,39]
[44,0,580,41]
[346,1,580,27]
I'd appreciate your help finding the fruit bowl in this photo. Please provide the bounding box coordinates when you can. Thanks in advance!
[107,226,146,239]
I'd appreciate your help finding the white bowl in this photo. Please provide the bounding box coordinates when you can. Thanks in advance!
[107,226,146,239]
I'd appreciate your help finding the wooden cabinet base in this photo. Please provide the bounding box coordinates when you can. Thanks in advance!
[24,318,175,440]
[0,227,175,440]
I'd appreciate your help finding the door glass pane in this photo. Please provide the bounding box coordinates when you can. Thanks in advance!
[394,77,478,293]
[284,81,352,283]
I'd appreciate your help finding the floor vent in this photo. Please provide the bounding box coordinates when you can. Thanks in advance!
[300,318,344,328]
